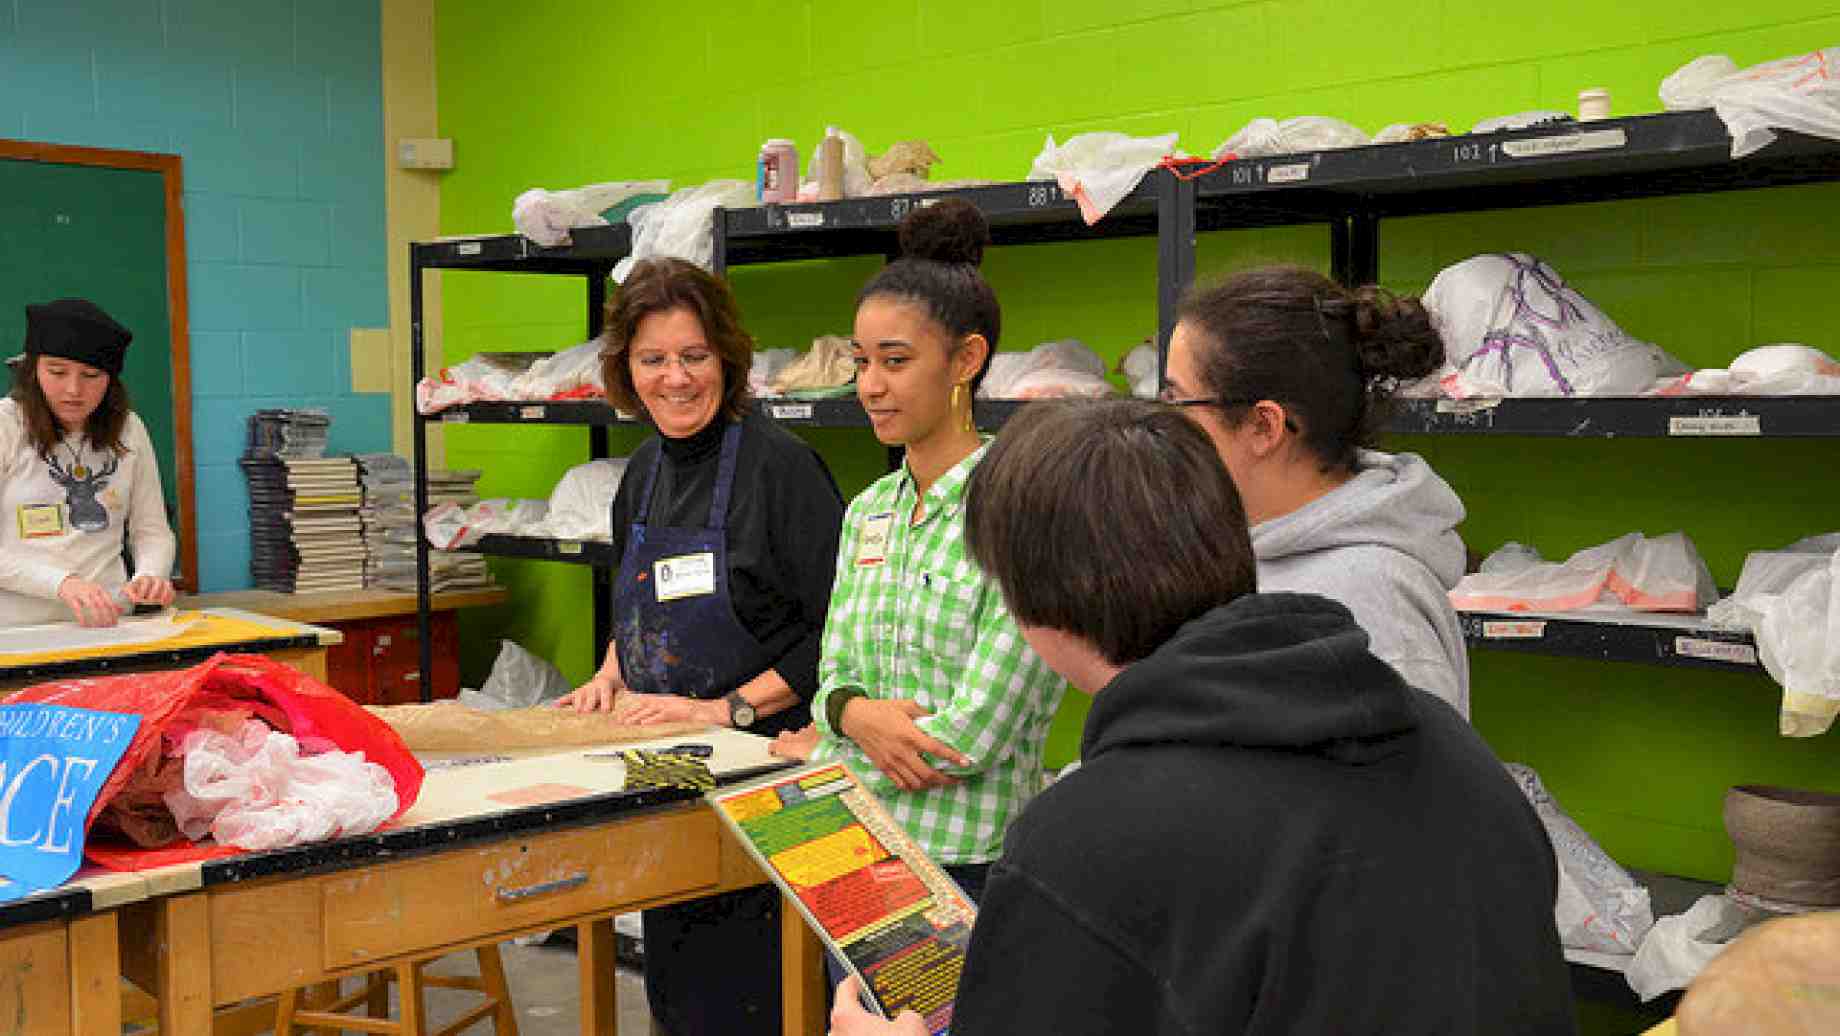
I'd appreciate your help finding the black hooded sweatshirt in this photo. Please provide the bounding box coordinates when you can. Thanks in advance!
[952,593,1576,1036]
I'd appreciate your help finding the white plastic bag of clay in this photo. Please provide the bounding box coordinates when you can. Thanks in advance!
[1506,764,1655,954]
[1661,49,1840,158]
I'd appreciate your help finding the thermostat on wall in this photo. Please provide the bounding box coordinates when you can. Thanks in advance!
[397,138,454,170]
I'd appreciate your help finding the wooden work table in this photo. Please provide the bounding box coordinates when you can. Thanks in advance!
[1,727,825,1036]
[0,607,340,689]
[178,587,508,625]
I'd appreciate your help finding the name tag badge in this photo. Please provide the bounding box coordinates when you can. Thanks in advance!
[654,552,717,602]
[17,503,65,539]
[856,511,894,567]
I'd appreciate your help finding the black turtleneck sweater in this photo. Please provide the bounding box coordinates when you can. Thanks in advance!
[608,409,843,731]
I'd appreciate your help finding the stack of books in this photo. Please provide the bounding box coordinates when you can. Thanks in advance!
[240,410,365,593]
[353,453,416,590]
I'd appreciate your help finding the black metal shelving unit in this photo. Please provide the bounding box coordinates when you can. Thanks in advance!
[1457,609,1761,674]
[409,225,629,701]
[405,111,1840,693]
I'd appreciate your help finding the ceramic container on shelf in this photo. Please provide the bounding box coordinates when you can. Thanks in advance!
[1724,785,1840,908]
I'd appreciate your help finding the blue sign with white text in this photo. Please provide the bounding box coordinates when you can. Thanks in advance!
[0,704,139,902]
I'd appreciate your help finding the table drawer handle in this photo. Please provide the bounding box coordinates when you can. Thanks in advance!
[496,872,589,903]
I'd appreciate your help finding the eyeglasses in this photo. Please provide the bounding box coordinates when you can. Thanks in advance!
[1156,386,1260,409]
[633,350,716,373]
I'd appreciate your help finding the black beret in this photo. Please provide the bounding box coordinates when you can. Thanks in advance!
[24,299,133,377]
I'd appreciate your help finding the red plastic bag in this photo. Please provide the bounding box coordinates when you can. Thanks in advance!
[1,652,424,870]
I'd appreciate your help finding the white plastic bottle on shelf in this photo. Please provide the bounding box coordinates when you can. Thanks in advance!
[817,127,845,202]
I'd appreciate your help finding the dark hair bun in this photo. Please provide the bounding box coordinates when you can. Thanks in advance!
[897,198,989,267]
[1350,287,1443,382]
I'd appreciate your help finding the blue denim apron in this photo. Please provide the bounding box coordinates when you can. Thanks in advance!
[616,421,784,1035]
[613,420,773,702]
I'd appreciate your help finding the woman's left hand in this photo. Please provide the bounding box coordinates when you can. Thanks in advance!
[122,576,175,607]
[829,976,927,1036]
[619,693,723,726]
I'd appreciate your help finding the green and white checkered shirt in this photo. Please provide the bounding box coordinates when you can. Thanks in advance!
[810,441,1067,866]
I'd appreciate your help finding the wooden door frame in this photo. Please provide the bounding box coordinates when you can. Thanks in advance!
[0,139,198,592]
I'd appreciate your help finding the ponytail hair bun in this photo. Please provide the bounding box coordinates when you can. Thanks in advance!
[1351,286,1444,383]
[897,198,989,267]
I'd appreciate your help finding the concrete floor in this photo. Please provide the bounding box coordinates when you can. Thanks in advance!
[416,934,656,1036]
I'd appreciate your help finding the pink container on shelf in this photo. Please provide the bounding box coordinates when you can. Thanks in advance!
[757,138,799,203]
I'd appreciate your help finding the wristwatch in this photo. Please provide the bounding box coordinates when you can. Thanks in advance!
[725,691,757,729]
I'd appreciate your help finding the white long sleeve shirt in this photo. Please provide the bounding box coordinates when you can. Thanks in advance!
[0,398,177,626]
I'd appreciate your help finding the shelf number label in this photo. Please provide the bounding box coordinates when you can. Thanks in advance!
[456,241,482,256]
[1669,415,1761,437]
[1452,142,1486,163]
[441,411,469,424]
[1230,165,1257,186]
[1482,620,1546,640]
[1026,185,1056,207]
[556,541,583,556]
[770,403,814,420]
[519,406,546,420]
[890,198,912,220]
[1502,128,1628,159]
[1267,162,1310,184]
[787,211,825,229]
[1675,637,1759,666]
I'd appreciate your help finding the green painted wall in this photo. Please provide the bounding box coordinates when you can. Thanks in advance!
[435,1,1840,883]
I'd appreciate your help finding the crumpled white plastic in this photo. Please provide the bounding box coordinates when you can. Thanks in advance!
[461,640,574,711]
[797,126,873,200]
[749,349,797,396]
[1420,253,1686,398]
[1119,342,1159,399]
[1656,343,1840,396]
[162,722,398,851]
[415,340,608,414]
[1505,764,1654,954]
[769,336,855,394]
[614,180,757,282]
[1451,532,1717,614]
[512,180,673,247]
[1212,116,1370,158]
[1626,895,1747,1001]
[1661,49,1840,158]
[1707,535,1840,737]
[980,340,1114,400]
[1028,132,1178,225]
[524,458,627,542]
[423,498,550,550]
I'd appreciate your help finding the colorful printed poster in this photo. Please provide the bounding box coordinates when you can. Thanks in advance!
[0,704,139,901]
[711,763,976,1035]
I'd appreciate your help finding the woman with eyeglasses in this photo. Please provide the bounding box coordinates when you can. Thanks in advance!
[554,256,844,1036]
[1162,266,1471,717]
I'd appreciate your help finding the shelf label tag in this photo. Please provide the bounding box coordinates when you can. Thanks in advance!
[1669,415,1761,437]
[442,411,470,424]
[787,211,825,229]
[519,406,546,420]
[557,541,583,556]
[456,241,482,256]
[770,403,815,420]
[1675,637,1758,665]
[1482,620,1546,639]
[1267,162,1310,184]
[1502,128,1628,159]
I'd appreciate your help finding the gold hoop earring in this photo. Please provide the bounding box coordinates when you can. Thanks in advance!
[952,382,975,434]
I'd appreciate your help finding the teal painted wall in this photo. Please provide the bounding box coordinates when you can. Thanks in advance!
[435,1,1840,882]
[0,0,394,590]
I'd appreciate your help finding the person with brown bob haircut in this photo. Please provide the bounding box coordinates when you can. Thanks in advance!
[830,399,1574,1036]
[553,257,844,1036]
[0,299,175,627]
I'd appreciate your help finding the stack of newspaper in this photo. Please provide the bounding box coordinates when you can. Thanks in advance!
[240,410,364,592]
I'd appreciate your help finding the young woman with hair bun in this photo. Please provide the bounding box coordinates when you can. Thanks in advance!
[792,198,1066,903]
[1164,265,1472,717]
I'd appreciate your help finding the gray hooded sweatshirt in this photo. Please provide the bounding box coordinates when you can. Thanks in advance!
[1252,450,1471,718]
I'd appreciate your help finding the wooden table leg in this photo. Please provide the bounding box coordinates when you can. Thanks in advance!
[781,892,826,1036]
[578,918,618,1036]
[154,893,213,1036]
[67,911,121,1036]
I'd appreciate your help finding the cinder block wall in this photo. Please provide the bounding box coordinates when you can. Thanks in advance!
[0,0,393,589]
